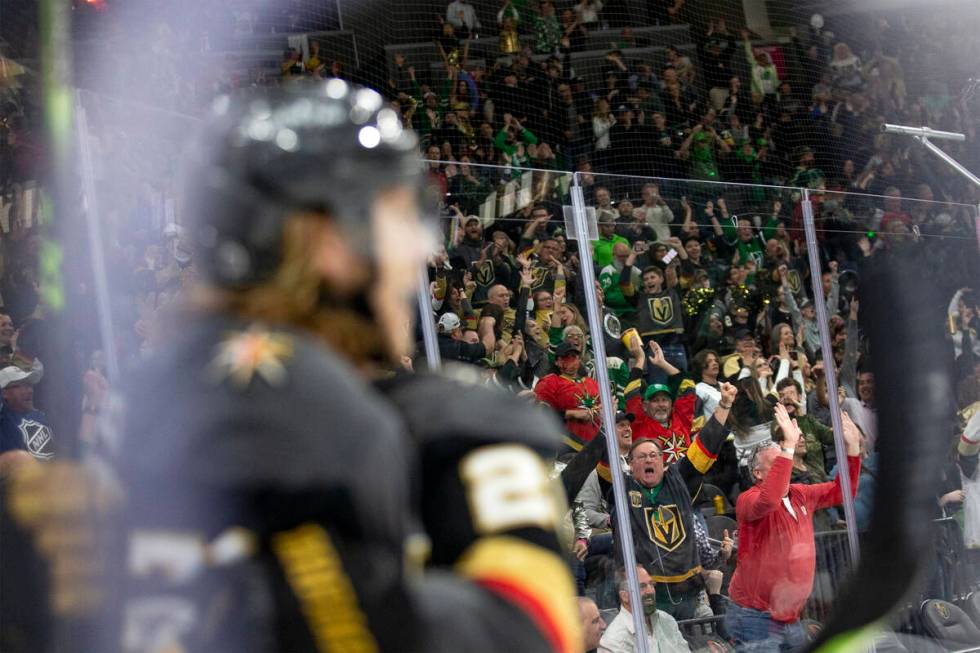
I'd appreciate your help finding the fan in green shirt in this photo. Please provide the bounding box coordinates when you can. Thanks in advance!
[593,212,630,268]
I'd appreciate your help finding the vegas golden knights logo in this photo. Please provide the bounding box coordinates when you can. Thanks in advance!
[475,261,495,287]
[629,491,643,508]
[644,504,685,552]
[786,269,802,295]
[648,296,674,325]
[531,266,548,290]
[936,603,950,620]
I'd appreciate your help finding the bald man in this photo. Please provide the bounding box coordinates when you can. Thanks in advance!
[486,284,511,309]
[726,403,862,650]
[578,596,607,653]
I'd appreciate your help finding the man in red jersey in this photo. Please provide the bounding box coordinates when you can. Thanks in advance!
[623,338,699,464]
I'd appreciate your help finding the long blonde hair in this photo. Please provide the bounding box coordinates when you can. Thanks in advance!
[194,215,387,364]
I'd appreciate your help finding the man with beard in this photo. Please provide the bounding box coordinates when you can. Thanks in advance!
[597,565,690,653]
[603,383,737,619]
[450,215,485,267]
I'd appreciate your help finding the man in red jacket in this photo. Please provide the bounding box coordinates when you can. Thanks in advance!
[624,339,700,464]
[535,341,602,451]
[726,403,863,651]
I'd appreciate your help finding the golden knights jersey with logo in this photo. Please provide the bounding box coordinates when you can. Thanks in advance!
[600,415,731,593]
[613,466,702,591]
[470,258,518,308]
[637,289,685,339]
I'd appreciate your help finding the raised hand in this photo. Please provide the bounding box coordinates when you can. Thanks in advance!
[841,411,863,455]
[857,235,872,256]
[553,284,567,304]
[519,266,534,288]
[720,529,734,561]
[719,381,737,406]
[774,403,802,449]
[647,340,666,368]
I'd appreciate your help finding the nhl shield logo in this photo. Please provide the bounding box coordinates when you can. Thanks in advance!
[649,297,674,325]
[644,504,686,552]
[18,419,54,460]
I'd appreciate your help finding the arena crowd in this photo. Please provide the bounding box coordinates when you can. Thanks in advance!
[1,1,980,651]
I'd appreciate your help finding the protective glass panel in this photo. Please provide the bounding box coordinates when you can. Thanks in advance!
[7,0,980,650]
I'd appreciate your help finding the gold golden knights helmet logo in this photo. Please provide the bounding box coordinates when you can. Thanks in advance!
[648,296,674,325]
[644,504,686,552]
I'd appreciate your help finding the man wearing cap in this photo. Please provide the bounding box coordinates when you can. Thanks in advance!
[450,215,486,268]
[535,342,602,451]
[436,311,496,364]
[624,339,699,464]
[0,364,53,461]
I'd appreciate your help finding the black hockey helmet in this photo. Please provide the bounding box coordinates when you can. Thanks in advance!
[184,79,422,288]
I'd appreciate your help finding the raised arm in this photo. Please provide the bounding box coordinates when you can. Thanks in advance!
[840,298,860,397]
[825,261,840,317]
[806,411,862,511]
[677,383,737,492]
[737,403,798,521]
[618,247,640,301]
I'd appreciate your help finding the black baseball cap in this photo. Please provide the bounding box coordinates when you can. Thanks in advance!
[734,328,755,340]
[555,342,581,358]
[615,411,635,423]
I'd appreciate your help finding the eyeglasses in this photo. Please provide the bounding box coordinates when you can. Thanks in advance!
[632,453,660,462]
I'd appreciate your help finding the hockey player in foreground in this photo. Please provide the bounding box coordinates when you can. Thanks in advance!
[109,81,580,652]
